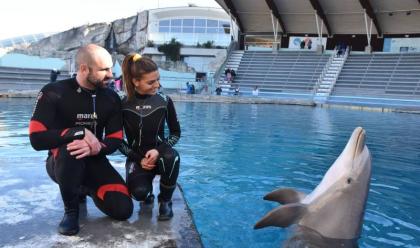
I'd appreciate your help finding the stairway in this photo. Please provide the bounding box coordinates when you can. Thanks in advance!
[217,51,244,95]
[314,53,347,102]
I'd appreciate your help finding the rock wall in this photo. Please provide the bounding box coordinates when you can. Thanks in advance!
[14,11,149,61]
[12,10,219,74]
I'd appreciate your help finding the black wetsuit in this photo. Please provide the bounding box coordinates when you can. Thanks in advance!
[29,78,133,220]
[119,92,181,202]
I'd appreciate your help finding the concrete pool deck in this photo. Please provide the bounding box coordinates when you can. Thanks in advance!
[0,154,202,248]
[2,90,420,113]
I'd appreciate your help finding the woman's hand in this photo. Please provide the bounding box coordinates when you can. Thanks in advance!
[140,149,159,170]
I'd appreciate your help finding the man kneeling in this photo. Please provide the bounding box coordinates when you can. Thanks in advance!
[29,44,133,235]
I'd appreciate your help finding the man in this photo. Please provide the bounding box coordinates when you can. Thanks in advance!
[29,44,133,236]
[50,69,60,82]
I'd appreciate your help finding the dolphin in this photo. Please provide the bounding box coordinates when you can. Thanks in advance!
[254,127,372,247]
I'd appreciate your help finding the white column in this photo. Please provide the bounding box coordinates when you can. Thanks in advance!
[364,10,373,53]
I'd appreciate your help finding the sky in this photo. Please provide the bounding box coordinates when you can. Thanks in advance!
[0,0,221,40]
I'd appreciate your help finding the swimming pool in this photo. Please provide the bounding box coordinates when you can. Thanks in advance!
[0,99,419,247]
[174,102,420,247]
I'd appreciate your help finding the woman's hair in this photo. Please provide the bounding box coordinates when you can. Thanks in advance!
[121,53,158,100]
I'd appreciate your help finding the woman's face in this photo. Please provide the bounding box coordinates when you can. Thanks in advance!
[133,70,160,95]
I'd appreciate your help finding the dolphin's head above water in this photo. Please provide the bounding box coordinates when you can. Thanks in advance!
[255,127,372,241]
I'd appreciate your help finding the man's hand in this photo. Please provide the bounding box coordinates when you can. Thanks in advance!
[67,139,91,159]
[140,149,159,170]
[83,129,101,156]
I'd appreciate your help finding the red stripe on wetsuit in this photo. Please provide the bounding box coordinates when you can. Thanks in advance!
[97,184,129,200]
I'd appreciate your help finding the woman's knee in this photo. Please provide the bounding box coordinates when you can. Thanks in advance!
[130,185,152,201]
[161,148,180,164]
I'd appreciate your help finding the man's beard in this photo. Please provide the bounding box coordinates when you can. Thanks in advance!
[87,73,110,88]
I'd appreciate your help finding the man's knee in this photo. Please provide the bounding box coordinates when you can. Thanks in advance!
[105,192,133,220]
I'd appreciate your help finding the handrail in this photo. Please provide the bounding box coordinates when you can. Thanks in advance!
[312,46,350,98]
[310,53,328,87]
[212,41,238,92]
[313,49,336,94]
[385,53,402,91]
[329,47,350,93]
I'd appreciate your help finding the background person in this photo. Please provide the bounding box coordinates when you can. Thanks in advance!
[50,69,61,83]
[252,86,259,96]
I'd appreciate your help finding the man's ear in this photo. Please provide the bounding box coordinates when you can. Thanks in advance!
[80,63,89,73]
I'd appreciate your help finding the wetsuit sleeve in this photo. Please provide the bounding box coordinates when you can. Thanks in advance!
[156,97,181,154]
[98,95,123,155]
[29,89,85,151]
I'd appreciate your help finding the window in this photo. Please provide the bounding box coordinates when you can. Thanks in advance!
[159,26,170,32]
[207,20,218,27]
[159,20,170,26]
[219,28,228,34]
[170,27,182,33]
[195,27,206,33]
[171,19,182,26]
[183,27,194,33]
[195,19,206,27]
[183,19,194,26]
[219,21,230,28]
[207,28,218,33]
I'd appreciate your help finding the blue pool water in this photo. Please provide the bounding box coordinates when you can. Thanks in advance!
[1,99,419,247]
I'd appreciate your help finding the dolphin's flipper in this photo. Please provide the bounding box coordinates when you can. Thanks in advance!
[264,188,306,204]
[254,203,306,229]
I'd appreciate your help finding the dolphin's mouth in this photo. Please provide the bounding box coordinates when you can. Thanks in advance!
[353,127,366,159]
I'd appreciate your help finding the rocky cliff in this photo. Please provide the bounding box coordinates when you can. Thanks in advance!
[14,11,149,62]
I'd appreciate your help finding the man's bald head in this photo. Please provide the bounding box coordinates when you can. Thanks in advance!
[75,44,114,89]
[75,44,111,71]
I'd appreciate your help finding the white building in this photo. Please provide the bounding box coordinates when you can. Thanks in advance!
[143,6,236,74]
[148,6,232,47]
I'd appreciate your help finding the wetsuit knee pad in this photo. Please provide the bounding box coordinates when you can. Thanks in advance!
[158,148,180,183]
[161,148,180,163]
[130,185,152,201]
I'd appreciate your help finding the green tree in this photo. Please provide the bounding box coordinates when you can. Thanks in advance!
[202,40,214,48]
[158,38,182,62]
[147,40,155,47]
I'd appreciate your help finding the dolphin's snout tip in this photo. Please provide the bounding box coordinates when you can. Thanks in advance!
[354,126,365,135]
[253,223,263,230]
[349,127,366,158]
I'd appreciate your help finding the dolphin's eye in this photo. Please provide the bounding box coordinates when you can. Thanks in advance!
[347,178,352,184]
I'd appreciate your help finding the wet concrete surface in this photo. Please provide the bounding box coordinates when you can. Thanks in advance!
[0,155,202,248]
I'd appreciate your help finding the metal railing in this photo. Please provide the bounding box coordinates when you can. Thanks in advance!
[312,50,336,94]
[313,47,350,96]
[212,41,238,93]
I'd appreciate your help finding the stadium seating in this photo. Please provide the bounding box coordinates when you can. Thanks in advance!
[218,50,330,96]
[0,66,69,91]
[332,53,420,100]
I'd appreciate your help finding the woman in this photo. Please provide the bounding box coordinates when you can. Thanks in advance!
[120,53,181,220]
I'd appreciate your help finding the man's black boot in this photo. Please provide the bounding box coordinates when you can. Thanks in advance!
[58,208,79,236]
[158,200,173,221]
